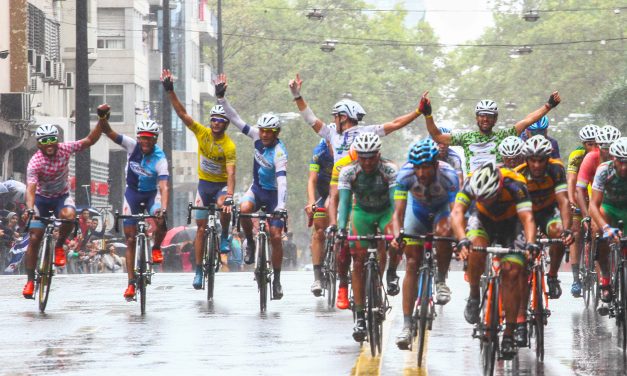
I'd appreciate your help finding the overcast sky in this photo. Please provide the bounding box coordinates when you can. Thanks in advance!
[423,0,494,45]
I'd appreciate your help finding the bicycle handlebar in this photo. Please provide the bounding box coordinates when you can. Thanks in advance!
[471,246,525,254]
[398,230,457,243]
[234,207,288,233]
[336,233,394,242]
[114,211,158,233]
[538,238,564,245]
[24,211,79,238]
[186,202,225,225]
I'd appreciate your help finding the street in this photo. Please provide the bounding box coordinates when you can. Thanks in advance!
[1,270,626,375]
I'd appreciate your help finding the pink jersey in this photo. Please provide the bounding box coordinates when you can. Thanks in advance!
[576,150,600,189]
[27,141,84,198]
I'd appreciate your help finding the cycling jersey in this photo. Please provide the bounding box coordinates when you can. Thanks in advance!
[330,151,357,186]
[567,146,587,174]
[514,158,567,212]
[318,123,385,163]
[520,132,561,159]
[451,127,517,173]
[188,120,236,182]
[309,139,333,199]
[441,147,464,177]
[592,161,627,209]
[455,168,532,222]
[27,141,85,198]
[338,159,397,215]
[395,161,459,211]
[115,134,169,192]
[576,150,600,189]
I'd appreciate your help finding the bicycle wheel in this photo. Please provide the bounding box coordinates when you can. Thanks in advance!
[619,263,627,351]
[416,270,431,367]
[365,264,378,357]
[257,235,268,312]
[481,280,499,376]
[533,269,544,361]
[137,236,147,315]
[205,230,218,301]
[325,243,337,308]
[583,240,593,308]
[37,240,53,313]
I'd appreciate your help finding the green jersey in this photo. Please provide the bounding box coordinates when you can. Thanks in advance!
[451,126,517,173]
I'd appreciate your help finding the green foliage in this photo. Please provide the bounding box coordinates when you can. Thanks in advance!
[593,75,627,129]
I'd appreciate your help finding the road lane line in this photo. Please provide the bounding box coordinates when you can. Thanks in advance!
[403,331,429,375]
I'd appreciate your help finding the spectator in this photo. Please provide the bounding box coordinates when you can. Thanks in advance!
[66,239,81,274]
[282,232,298,269]
[80,217,107,251]
[227,233,243,272]
[102,243,125,273]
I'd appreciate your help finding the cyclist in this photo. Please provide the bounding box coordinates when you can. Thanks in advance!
[513,135,573,345]
[519,115,561,159]
[22,112,105,298]
[589,137,627,315]
[567,124,599,297]
[289,73,426,163]
[306,139,334,296]
[429,127,464,185]
[498,136,525,169]
[391,138,459,348]
[100,118,169,300]
[337,132,398,341]
[215,74,289,299]
[451,161,537,360]
[161,69,237,290]
[425,92,560,174]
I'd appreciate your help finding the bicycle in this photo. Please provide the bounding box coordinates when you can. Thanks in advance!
[322,226,338,309]
[338,231,393,357]
[114,205,159,315]
[471,245,525,376]
[187,202,230,301]
[580,217,600,309]
[526,237,563,361]
[25,211,78,313]
[234,206,288,312]
[608,220,627,351]
[398,230,456,367]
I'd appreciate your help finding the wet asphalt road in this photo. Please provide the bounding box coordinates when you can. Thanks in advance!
[1,270,626,375]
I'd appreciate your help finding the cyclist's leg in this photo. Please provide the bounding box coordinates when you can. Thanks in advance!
[350,205,376,311]
[466,213,489,300]
[501,257,525,339]
[148,191,166,248]
[311,196,328,286]
[378,206,393,280]
[24,196,49,277]
[397,241,421,346]
[215,187,232,254]
[55,194,76,245]
[239,187,257,258]
[122,190,143,293]
[570,210,583,295]
[434,207,454,302]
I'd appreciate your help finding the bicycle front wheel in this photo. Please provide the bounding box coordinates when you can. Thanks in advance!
[37,241,53,313]
[257,235,268,312]
[481,280,499,376]
[365,264,382,357]
[137,236,147,315]
[417,271,431,368]
[533,269,545,361]
[619,262,627,351]
[325,243,337,308]
[583,241,593,308]
[205,230,218,301]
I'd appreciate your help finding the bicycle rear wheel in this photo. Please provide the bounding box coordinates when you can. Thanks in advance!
[37,242,53,313]
[205,231,218,301]
[417,271,431,367]
[257,235,268,312]
[325,243,337,308]
[481,281,499,376]
[533,270,544,361]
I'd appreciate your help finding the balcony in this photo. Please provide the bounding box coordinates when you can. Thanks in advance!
[198,63,214,99]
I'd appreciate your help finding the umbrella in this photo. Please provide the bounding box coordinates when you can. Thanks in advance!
[162,226,197,247]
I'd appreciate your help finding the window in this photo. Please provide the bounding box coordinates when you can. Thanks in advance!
[97,8,125,49]
[89,85,124,122]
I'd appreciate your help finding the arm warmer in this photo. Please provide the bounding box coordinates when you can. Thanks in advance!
[300,106,318,127]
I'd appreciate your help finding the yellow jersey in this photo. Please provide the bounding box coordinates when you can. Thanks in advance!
[188,121,236,182]
[330,150,357,186]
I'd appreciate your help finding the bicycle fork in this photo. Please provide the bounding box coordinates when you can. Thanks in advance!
[254,232,273,299]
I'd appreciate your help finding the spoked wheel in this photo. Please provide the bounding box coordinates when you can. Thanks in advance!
[619,264,627,351]
[137,237,147,315]
[481,281,499,376]
[325,247,337,309]
[533,270,545,361]
[257,237,268,312]
[37,246,53,313]
[583,245,593,308]
[205,233,218,301]
[365,266,379,357]
[417,271,431,367]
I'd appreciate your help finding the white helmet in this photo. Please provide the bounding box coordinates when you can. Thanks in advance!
[256,113,281,129]
[609,137,627,158]
[136,119,160,136]
[35,124,59,140]
[475,100,498,116]
[498,136,524,158]
[579,124,599,142]
[209,105,228,118]
[595,125,621,145]
[469,161,501,200]
[523,135,553,158]
[332,99,366,122]
[352,132,382,154]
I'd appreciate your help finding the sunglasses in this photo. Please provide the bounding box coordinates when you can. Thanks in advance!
[38,136,58,145]
[211,117,228,124]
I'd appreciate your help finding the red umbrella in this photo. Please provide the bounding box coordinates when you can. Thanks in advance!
[161,226,197,247]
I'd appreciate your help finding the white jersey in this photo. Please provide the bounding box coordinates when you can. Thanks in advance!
[318,123,386,163]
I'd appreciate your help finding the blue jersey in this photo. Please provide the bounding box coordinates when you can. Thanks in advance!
[443,147,464,176]
[394,161,459,212]
[310,139,333,197]
[239,125,288,191]
[116,134,169,192]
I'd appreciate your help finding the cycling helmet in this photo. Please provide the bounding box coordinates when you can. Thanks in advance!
[475,100,498,116]
[35,124,59,140]
[136,119,160,136]
[579,124,599,142]
[209,105,227,118]
[469,161,501,200]
[528,116,549,131]
[408,139,439,166]
[498,136,525,158]
[522,135,553,158]
[256,113,281,129]
[609,137,627,158]
[595,125,622,145]
[352,132,381,154]
[332,99,366,122]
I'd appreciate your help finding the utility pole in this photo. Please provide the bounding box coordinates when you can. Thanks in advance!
[217,0,223,74]
[162,0,174,222]
[75,0,90,207]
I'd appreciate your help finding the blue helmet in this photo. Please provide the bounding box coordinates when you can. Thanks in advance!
[529,116,549,131]
[408,139,439,166]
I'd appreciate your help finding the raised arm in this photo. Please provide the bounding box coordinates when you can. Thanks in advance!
[161,69,194,127]
[214,74,257,138]
[96,104,120,142]
[289,73,325,133]
[514,92,560,135]
[420,92,451,144]
[79,104,109,148]
[380,92,427,135]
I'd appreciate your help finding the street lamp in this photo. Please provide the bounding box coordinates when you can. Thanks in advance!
[522,10,540,22]
[505,101,517,110]
[320,40,337,52]
[306,9,324,21]
[509,46,533,58]
[0,50,9,59]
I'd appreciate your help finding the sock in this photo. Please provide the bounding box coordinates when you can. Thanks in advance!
[313,264,322,281]
[387,266,397,277]
[195,265,202,274]
[221,226,229,239]
[26,269,35,281]
[572,264,580,282]
[273,268,281,282]
[403,315,412,327]
[437,270,447,284]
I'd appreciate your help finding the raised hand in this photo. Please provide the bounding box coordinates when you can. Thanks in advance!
[547,91,560,108]
[97,103,111,120]
[418,90,432,116]
[288,73,303,99]
[161,69,174,92]
[213,74,228,98]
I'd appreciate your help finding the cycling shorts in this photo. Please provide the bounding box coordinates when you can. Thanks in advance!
[123,188,161,226]
[194,180,227,220]
[602,203,627,228]
[31,194,75,229]
[313,196,328,220]
[403,196,450,246]
[466,210,525,265]
[241,185,284,228]
[349,204,393,251]
[534,205,562,235]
